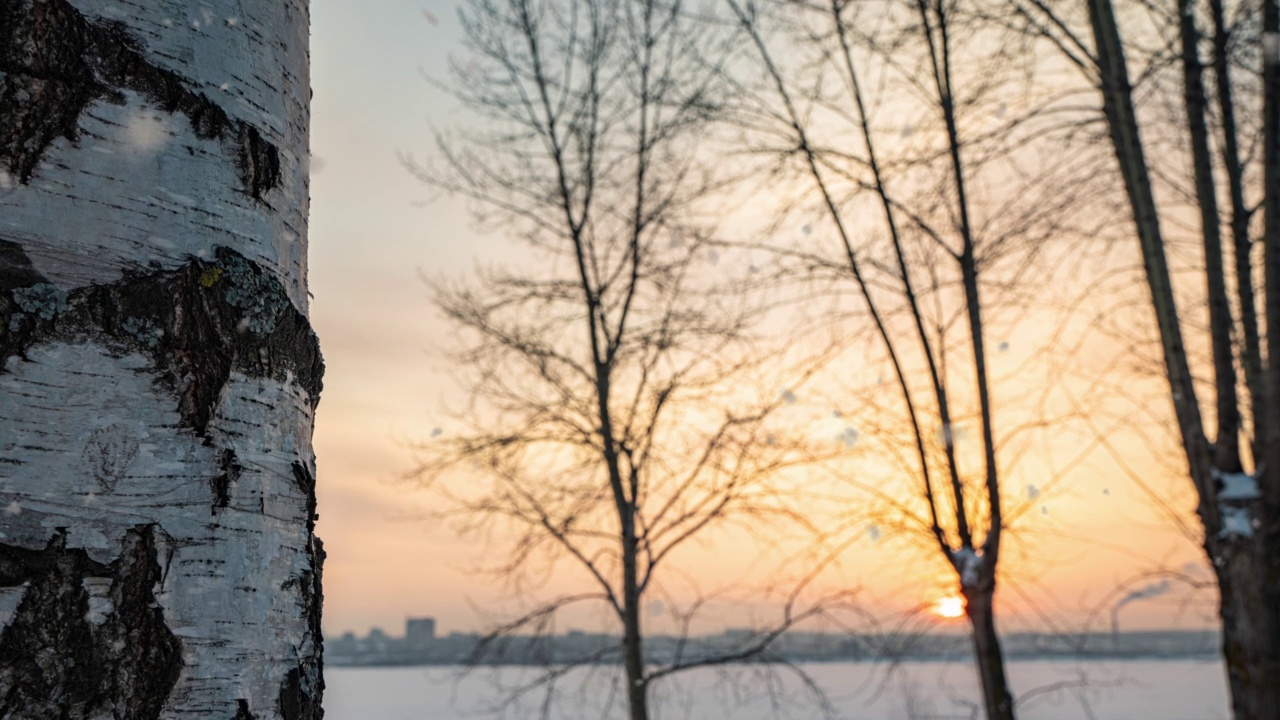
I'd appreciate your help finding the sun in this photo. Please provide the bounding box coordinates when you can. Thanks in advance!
[934,596,965,619]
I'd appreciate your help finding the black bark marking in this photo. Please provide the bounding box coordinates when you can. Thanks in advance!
[0,0,282,199]
[0,240,48,355]
[0,247,324,437]
[0,530,111,585]
[279,536,325,720]
[291,461,318,530]
[232,699,257,720]
[239,124,281,201]
[277,663,323,720]
[0,526,183,719]
[0,240,48,293]
[99,526,184,719]
[212,448,242,512]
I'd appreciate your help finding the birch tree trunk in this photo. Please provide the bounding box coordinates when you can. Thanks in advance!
[0,1,324,718]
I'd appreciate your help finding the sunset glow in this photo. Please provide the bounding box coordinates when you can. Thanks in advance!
[934,596,965,620]
[308,0,1213,640]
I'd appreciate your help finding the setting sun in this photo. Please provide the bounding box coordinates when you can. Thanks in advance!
[934,596,965,620]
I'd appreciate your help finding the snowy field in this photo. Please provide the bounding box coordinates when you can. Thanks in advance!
[325,659,1229,720]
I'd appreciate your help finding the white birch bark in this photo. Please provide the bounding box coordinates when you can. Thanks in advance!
[0,1,323,718]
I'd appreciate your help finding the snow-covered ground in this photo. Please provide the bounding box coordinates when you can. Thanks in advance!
[326,659,1229,719]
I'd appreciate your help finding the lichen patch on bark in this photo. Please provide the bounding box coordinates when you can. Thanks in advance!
[0,0,281,199]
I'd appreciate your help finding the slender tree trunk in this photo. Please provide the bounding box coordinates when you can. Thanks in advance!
[1208,0,1263,445]
[1179,0,1240,469]
[1086,0,1205,448]
[0,2,324,718]
[963,587,1015,720]
[622,533,649,720]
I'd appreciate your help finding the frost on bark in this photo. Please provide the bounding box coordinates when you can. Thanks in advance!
[0,1,323,718]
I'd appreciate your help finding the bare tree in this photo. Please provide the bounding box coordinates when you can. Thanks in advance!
[720,1,1099,717]
[0,1,323,717]
[1002,0,1277,716]
[404,0,853,717]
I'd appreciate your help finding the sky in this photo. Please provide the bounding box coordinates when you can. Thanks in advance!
[308,0,486,637]
[306,0,1215,641]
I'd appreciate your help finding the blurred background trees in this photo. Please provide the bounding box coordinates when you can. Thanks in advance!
[1006,0,1278,715]
[408,0,1275,716]
[405,0,855,717]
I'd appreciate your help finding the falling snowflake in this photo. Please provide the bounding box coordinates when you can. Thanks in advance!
[868,525,881,542]
[1266,33,1280,65]
[780,389,797,404]
[431,427,443,438]
[801,224,812,236]
[1213,467,1262,501]
[997,341,1009,353]
[1220,506,1253,538]
[226,16,239,26]
[4,502,19,516]
[839,426,858,448]
[424,10,440,25]
[951,547,982,587]
[1026,484,1039,500]
[124,111,170,153]
[900,124,913,139]
[707,249,720,265]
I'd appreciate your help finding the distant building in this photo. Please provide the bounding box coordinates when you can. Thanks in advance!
[406,617,437,650]
[366,627,391,654]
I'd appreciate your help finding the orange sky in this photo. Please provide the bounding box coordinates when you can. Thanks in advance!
[306,0,1216,640]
